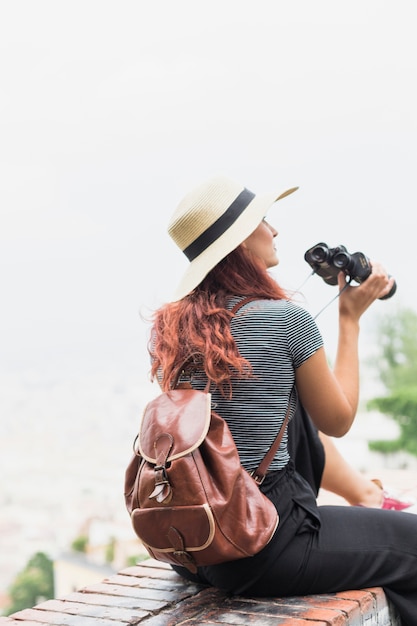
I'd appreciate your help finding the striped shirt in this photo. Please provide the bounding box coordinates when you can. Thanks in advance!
[189,297,323,471]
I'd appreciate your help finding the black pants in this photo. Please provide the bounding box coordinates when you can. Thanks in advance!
[247,500,417,626]
[173,404,417,626]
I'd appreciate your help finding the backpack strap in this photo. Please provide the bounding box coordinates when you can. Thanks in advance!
[230,295,261,314]
[250,386,295,484]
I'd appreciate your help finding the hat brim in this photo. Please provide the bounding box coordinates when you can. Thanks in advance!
[171,186,298,301]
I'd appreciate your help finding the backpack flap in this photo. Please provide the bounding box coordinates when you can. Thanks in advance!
[138,388,212,462]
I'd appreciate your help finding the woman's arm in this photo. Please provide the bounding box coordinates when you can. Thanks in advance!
[295,262,395,437]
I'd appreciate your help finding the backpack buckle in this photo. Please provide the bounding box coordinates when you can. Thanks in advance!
[249,469,266,485]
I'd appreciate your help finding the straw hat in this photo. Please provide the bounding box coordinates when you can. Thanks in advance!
[168,175,298,301]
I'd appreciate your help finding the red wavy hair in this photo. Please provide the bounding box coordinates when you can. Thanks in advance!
[149,245,288,395]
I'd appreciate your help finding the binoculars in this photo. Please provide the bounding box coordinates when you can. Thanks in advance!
[304,242,396,300]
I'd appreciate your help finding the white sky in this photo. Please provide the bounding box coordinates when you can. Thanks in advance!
[1,0,417,381]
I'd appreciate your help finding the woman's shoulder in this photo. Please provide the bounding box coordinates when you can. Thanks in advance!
[231,297,320,337]
[229,296,312,318]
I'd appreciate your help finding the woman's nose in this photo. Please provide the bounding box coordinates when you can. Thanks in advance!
[269,223,278,237]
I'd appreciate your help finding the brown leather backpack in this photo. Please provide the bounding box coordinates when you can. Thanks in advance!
[124,298,291,573]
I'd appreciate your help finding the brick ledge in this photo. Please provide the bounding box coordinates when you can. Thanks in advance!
[0,558,401,625]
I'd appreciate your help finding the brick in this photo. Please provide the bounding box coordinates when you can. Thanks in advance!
[364,588,401,625]
[286,595,362,622]
[32,599,148,623]
[205,598,347,625]
[63,591,155,611]
[104,572,201,593]
[119,563,178,580]
[0,620,39,626]
[4,607,118,626]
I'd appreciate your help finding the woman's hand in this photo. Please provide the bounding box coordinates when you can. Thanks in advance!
[337,262,395,321]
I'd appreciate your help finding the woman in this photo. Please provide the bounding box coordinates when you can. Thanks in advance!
[150,175,417,625]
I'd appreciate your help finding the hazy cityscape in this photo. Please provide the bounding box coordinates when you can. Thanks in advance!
[0,363,158,598]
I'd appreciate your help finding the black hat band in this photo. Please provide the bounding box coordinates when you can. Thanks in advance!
[183,188,255,261]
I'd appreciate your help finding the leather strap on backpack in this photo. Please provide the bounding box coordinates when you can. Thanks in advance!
[250,389,295,484]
